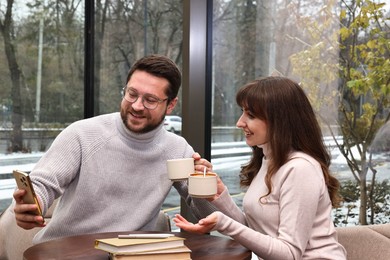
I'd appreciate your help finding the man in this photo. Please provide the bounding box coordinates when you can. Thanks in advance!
[13,54,215,244]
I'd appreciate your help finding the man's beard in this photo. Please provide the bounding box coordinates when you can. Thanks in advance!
[120,109,165,134]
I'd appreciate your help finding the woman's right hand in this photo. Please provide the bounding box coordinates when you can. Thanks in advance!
[207,174,226,201]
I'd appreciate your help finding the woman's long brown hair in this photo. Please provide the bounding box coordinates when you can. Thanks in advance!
[236,76,342,207]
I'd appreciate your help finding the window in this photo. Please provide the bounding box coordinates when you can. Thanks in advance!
[1,0,389,227]
[0,0,85,211]
[210,0,390,226]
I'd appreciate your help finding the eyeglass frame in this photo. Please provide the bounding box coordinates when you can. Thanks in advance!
[122,86,169,110]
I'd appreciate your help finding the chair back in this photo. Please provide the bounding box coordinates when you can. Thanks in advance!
[0,199,58,260]
[336,224,390,260]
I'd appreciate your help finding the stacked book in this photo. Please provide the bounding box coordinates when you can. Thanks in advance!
[94,234,191,260]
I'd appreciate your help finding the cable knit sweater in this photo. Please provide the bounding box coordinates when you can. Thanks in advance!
[30,112,216,244]
[212,147,347,260]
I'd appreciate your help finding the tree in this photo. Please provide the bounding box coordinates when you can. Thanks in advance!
[290,0,390,225]
[0,0,24,152]
[98,0,183,114]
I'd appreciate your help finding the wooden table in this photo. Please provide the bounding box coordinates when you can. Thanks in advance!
[23,231,252,260]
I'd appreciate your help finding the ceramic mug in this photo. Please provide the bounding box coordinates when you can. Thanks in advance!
[188,172,217,198]
[166,158,194,181]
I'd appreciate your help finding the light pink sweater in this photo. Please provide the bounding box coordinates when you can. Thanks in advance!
[212,147,347,260]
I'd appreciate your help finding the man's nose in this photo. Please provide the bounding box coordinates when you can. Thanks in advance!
[131,97,145,110]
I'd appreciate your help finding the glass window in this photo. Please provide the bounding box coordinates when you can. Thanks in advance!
[95,0,183,221]
[211,0,390,226]
[0,0,184,217]
[96,0,183,116]
[1,0,388,227]
[0,0,84,213]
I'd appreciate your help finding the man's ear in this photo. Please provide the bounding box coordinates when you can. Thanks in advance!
[166,97,178,114]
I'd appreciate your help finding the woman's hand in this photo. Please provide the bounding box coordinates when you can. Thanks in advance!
[173,212,218,234]
[213,175,226,200]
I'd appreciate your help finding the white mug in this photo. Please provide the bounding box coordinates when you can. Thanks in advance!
[166,158,194,181]
[188,172,217,198]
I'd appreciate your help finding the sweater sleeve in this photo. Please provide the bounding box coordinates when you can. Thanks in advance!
[214,159,325,260]
[173,180,217,219]
[31,123,84,213]
[215,211,294,259]
[211,187,247,225]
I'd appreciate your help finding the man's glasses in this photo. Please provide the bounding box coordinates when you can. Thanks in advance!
[122,87,168,110]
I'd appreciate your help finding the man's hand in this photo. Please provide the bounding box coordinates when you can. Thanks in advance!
[192,152,227,201]
[192,152,213,173]
[13,189,45,229]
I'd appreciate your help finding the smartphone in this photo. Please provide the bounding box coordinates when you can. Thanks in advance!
[13,170,43,218]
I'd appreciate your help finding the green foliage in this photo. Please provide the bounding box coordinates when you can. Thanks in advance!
[290,0,389,123]
[339,180,360,202]
[371,180,390,205]
[289,0,389,224]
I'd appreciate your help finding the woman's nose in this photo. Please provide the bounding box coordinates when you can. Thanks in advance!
[236,117,245,128]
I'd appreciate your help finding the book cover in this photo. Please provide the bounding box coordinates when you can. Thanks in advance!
[95,236,186,254]
[108,245,192,259]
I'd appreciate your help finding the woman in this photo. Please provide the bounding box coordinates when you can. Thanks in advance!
[174,76,347,259]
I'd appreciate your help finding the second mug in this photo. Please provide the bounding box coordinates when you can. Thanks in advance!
[188,172,217,198]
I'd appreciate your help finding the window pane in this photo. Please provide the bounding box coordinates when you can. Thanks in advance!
[211,0,390,225]
[0,0,84,212]
[96,0,183,116]
[94,0,183,222]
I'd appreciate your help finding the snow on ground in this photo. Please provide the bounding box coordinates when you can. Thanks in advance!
[1,144,389,228]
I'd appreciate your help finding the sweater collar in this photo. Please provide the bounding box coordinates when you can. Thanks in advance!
[116,113,164,142]
[257,143,271,160]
